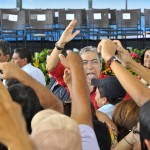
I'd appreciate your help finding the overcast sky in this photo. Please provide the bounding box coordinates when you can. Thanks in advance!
[0,0,149,12]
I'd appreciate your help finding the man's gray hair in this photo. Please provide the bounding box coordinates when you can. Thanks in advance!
[79,46,97,55]
[79,46,101,61]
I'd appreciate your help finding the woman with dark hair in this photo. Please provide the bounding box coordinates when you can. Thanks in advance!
[8,83,43,133]
[140,47,150,68]
[140,47,150,87]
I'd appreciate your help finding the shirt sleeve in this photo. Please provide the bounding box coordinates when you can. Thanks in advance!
[47,61,66,86]
[79,124,100,150]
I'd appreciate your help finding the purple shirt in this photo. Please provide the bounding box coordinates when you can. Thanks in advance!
[79,124,100,150]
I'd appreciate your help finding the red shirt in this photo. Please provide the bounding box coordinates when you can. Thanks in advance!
[48,62,66,87]
[48,61,108,110]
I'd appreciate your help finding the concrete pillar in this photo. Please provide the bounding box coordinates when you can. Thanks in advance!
[88,0,93,9]
[16,0,22,11]
[125,0,128,9]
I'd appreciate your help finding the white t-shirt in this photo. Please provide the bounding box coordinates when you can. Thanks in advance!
[98,103,114,120]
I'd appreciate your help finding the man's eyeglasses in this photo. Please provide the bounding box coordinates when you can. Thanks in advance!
[83,59,100,66]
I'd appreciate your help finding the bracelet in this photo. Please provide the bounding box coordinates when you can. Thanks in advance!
[124,137,133,147]
[106,55,121,67]
[55,42,64,50]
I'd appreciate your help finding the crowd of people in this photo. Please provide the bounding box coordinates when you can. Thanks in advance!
[0,18,150,150]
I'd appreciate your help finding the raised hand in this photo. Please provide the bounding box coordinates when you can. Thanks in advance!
[57,19,80,47]
[0,62,21,80]
[63,68,72,91]
[97,39,117,61]
[59,50,83,68]
[0,80,34,150]
[113,40,132,66]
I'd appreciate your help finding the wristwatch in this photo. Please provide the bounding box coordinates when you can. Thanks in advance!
[106,56,121,67]
[55,42,64,50]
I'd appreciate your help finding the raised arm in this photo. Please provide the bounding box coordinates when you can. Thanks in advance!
[113,40,150,84]
[127,60,150,84]
[113,131,133,150]
[0,62,63,113]
[59,51,92,127]
[98,39,150,106]
[0,80,35,150]
[46,19,80,71]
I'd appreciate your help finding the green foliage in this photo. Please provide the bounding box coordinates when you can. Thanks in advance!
[101,59,114,76]
[127,47,145,63]
[32,48,50,85]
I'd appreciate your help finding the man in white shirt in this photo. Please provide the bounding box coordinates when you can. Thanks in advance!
[12,48,46,86]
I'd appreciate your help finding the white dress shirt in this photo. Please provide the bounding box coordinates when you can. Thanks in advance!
[22,63,46,86]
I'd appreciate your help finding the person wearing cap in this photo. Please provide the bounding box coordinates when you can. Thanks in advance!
[46,19,107,110]
[91,76,126,120]
[98,38,150,150]
[98,39,150,106]
[0,40,11,63]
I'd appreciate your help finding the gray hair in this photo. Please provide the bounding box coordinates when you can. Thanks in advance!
[79,46,101,61]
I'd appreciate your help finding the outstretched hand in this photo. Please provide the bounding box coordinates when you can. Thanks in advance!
[59,50,84,95]
[58,19,80,46]
[0,62,22,80]
[113,40,132,66]
[97,39,117,61]
[59,50,83,68]
[97,39,132,67]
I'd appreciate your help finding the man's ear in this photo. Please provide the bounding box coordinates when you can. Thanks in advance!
[99,61,102,69]
[101,97,107,105]
[144,139,150,150]
[5,54,10,62]
[24,58,28,64]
